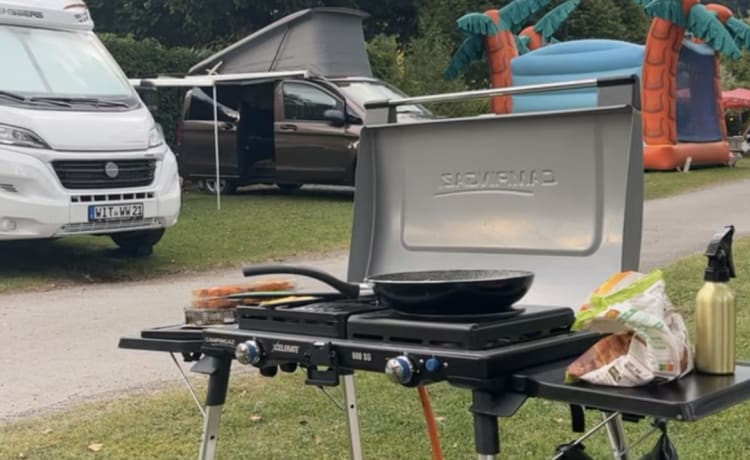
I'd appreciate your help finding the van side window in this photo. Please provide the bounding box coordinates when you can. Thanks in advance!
[283,82,341,121]
[187,86,241,122]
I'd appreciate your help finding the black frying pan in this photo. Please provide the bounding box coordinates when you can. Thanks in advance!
[241,264,534,315]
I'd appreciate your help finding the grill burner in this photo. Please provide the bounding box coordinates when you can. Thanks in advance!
[389,307,525,322]
[237,298,575,351]
[347,305,572,350]
[236,299,383,338]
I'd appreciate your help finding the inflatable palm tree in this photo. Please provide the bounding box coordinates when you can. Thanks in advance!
[637,0,748,169]
[519,0,581,51]
[443,0,581,113]
[442,0,554,113]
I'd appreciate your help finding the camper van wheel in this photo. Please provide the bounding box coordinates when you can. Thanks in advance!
[111,229,166,257]
[276,183,302,192]
[200,178,238,195]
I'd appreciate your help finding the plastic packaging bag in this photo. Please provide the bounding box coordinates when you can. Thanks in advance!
[565,270,693,387]
[639,422,678,460]
[554,442,595,460]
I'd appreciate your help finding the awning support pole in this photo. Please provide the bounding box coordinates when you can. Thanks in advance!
[212,84,221,211]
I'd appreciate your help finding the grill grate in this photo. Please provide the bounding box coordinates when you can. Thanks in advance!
[53,160,156,189]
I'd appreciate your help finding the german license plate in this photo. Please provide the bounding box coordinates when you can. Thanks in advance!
[88,203,144,222]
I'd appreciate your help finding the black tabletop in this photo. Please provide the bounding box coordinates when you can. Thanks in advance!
[512,361,750,421]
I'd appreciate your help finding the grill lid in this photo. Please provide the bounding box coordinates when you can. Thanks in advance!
[347,78,643,308]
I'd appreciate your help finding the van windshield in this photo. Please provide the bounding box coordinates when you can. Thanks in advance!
[333,80,433,120]
[0,25,136,108]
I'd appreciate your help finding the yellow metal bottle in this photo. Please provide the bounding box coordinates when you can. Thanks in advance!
[694,225,737,375]
[695,282,736,374]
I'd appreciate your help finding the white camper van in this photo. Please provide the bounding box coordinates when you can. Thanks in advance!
[0,1,181,255]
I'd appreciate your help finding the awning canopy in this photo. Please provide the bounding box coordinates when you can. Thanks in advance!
[723,88,750,110]
[129,70,313,210]
[129,70,312,88]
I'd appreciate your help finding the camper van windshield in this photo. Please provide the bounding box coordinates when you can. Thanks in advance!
[0,25,136,108]
[334,80,432,118]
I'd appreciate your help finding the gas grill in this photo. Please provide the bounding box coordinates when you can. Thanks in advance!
[210,302,599,389]
[119,77,750,460]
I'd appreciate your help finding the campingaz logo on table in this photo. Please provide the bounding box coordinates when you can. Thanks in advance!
[436,169,558,197]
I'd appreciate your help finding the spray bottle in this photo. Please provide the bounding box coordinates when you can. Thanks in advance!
[695,225,736,375]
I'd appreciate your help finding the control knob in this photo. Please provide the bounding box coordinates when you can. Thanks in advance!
[235,340,262,365]
[385,355,416,385]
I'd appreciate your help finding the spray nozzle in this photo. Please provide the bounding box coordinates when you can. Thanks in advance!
[704,225,735,282]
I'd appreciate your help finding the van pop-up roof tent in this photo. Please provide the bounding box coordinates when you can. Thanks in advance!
[188,7,373,78]
[131,7,374,209]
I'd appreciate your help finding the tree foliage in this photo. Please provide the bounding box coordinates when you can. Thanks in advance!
[88,0,651,48]
[558,0,648,43]
[87,0,421,48]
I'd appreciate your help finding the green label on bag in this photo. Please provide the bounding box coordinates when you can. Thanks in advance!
[572,270,665,331]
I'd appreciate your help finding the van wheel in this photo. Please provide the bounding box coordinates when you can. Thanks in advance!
[200,178,238,195]
[276,183,302,192]
[111,229,165,256]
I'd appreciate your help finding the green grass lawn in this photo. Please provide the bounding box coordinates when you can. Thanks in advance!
[2,237,750,459]
[0,186,354,293]
[1,158,749,295]
[644,159,750,200]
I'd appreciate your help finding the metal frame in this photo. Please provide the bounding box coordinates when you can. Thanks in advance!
[362,75,640,125]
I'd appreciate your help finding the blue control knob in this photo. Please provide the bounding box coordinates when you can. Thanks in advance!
[385,355,415,385]
[235,340,262,365]
[425,357,442,373]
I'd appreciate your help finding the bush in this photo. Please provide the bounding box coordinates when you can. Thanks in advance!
[98,33,212,145]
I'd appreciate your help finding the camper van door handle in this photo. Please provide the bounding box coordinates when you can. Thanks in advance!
[280,124,298,132]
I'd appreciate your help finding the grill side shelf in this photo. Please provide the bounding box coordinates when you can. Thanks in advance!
[512,361,750,421]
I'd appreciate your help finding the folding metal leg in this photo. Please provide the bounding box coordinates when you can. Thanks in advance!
[191,355,232,460]
[473,412,499,460]
[199,405,224,460]
[603,412,629,460]
[469,389,528,460]
[343,374,364,460]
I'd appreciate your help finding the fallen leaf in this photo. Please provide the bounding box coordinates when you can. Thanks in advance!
[42,428,53,434]
[315,435,322,445]
[250,414,262,422]
[87,443,103,452]
[554,418,564,424]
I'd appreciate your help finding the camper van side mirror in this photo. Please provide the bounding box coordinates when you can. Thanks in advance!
[137,86,159,112]
[323,109,346,127]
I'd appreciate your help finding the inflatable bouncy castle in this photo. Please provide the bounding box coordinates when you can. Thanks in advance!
[445,0,750,170]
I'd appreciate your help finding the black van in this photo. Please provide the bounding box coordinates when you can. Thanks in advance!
[175,76,432,194]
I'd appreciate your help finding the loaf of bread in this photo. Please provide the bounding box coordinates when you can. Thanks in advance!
[566,332,633,380]
[191,278,296,299]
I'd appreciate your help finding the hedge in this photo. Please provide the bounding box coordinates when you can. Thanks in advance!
[98,33,212,146]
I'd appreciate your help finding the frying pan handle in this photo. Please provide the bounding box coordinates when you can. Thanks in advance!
[241,264,361,298]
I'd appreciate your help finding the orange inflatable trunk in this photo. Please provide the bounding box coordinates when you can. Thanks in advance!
[484,10,518,114]
[520,26,543,50]
[641,7,731,170]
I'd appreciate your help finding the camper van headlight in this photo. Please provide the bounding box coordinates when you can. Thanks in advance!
[0,124,48,149]
[149,124,165,148]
